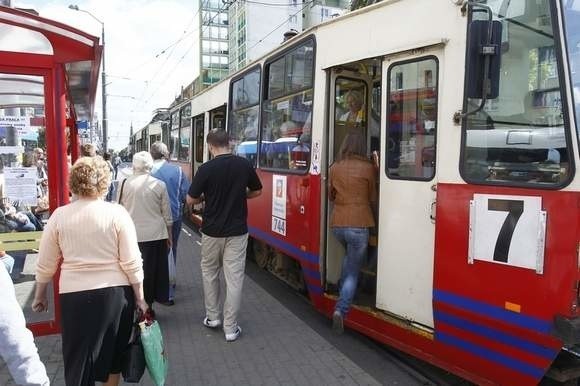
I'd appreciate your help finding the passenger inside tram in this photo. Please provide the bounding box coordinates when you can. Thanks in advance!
[339,90,364,125]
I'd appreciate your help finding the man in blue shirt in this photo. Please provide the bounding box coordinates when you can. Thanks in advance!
[150,141,190,304]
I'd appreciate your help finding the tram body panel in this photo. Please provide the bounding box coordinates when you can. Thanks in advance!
[433,183,576,384]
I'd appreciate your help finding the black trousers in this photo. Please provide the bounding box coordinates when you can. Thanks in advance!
[60,286,134,386]
[138,239,169,305]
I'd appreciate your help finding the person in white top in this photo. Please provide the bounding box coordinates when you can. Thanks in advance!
[118,151,173,310]
[0,264,50,386]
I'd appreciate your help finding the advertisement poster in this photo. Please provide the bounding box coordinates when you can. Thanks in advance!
[271,175,287,236]
[4,167,38,205]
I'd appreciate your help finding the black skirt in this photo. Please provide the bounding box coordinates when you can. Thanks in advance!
[138,239,169,305]
[60,286,135,386]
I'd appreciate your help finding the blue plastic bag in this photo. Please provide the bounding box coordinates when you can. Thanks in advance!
[140,318,168,386]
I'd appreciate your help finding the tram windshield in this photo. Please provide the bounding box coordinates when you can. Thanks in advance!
[462,0,572,186]
[563,0,580,134]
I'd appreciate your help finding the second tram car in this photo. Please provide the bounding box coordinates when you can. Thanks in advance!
[133,0,580,384]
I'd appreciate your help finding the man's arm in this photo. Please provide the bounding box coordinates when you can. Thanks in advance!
[247,189,262,199]
[186,194,203,205]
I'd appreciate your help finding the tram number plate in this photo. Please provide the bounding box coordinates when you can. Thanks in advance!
[272,216,286,236]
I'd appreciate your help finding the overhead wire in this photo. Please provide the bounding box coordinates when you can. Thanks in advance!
[246,0,314,52]
[245,0,304,6]
[140,0,233,107]
[122,6,201,77]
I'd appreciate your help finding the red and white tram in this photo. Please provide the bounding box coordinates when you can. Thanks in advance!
[137,0,580,384]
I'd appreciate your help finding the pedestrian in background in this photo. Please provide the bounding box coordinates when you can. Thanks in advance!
[150,141,190,304]
[113,153,122,179]
[80,143,97,157]
[328,132,377,334]
[103,153,116,202]
[118,151,173,311]
[187,129,262,342]
[33,156,147,386]
[1,264,50,386]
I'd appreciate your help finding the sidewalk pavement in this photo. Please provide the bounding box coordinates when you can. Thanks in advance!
[1,226,384,386]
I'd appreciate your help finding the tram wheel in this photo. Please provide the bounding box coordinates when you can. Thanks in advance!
[252,240,270,269]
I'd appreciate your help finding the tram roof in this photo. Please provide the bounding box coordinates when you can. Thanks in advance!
[0,5,102,121]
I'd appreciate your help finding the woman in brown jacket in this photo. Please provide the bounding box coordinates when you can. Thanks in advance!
[328,132,377,333]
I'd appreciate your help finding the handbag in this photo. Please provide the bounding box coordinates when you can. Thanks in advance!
[117,178,127,204]
[140,314,168,386]
[121,324,146,383]
[167,249,176,287]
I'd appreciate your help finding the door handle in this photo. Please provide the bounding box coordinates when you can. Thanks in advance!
[430,200,436,222]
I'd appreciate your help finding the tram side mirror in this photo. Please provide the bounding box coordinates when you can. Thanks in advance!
[466,20,502,99]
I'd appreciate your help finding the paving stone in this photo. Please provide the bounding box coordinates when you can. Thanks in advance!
[1,226,384,386]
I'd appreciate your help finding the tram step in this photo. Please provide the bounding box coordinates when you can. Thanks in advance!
[546,350,580,382]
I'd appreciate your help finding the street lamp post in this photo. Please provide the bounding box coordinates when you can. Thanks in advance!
[69,4,108,153]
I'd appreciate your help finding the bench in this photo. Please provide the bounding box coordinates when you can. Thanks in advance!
[0,231,43,252]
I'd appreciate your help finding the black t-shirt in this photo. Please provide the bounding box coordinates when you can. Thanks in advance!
[189,154,262,237]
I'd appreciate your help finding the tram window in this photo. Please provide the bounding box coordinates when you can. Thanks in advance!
[267,40,314,100]
[229,68,261,166]
[371,82,381,152]
[261,39,314,172]
[194,115,204,163]
[386,58,438,180]
[268,57,286,100]
[461,0,572,186]
[170,111,179,160]
[334,79,367,158]
[563,2,580,144]
[178,105,191,162]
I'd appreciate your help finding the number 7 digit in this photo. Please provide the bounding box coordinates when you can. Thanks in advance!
[488,199,524,263]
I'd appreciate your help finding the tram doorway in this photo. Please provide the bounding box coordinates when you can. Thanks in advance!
[325,58,382,310]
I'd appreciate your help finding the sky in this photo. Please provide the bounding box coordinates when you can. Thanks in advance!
[14,0,201,151]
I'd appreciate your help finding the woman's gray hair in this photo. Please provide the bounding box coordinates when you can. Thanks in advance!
[150,141,169,160]
[132,151,154,173]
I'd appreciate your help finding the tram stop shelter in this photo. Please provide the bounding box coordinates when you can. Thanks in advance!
[0,5,101,335]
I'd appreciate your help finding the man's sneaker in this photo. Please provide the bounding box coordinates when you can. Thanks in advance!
[203,317,221,329]
[332,311,344,334]
[225,326,242,342]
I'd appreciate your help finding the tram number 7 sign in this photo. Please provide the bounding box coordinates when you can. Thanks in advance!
[468,194,546,274]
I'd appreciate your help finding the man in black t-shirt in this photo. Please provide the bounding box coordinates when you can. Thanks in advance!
[187,129,262,342]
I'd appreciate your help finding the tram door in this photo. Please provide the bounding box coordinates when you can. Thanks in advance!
[192,114,205,174]
[375,51,440,327]
[326,59,382,306]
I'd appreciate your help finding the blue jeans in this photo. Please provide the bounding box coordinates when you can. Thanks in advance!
[10,250,26,279]
[332,227,369,316]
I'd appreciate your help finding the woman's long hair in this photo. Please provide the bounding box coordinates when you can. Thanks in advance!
[337,132,366,162]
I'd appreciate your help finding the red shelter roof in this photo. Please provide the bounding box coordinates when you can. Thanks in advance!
[0,5,101,121]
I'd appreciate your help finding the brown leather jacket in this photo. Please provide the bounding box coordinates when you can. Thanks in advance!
[328,156,376,228]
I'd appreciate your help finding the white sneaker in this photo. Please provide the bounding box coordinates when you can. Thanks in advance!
[203,317,222,328]
[225,326,242,342]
